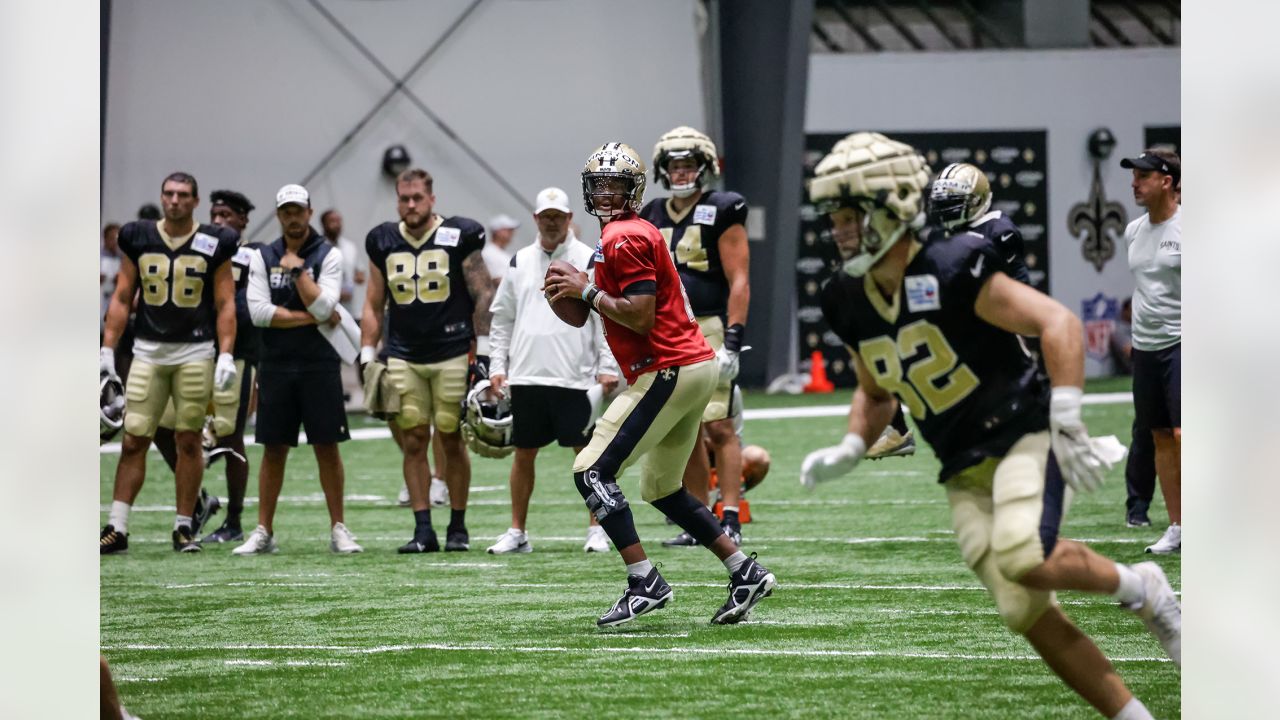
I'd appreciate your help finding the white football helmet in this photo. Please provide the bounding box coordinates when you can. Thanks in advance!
[808,132,931,277]
[100,373,125,443]
[461,380,515,459]
[652,126,720,198]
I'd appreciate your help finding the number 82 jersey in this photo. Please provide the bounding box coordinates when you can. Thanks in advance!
[365,216,486,364]
[119,220,240,343]
[819,232,1049,481]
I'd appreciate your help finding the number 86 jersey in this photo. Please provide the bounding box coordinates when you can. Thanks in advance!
[365,216,486,364]
[818,232,1049,482]
[119,220,240,343]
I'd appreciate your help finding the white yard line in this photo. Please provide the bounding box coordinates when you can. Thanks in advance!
[100,392,1133,454]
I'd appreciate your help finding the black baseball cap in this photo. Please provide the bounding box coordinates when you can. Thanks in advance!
[1120,150,1180,184]
[210,189,255,216]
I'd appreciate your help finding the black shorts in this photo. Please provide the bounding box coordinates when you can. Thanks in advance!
[1132,342,1180,430]
[231,362,256,437]
[510,385,592,449]
[255,365,350,447]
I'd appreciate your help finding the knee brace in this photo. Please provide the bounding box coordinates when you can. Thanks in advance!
[574,470,638,549]
[650,488,726,547]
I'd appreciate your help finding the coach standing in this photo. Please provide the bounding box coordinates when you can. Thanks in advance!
[236,184,362,555]
[1120,149,1181,554]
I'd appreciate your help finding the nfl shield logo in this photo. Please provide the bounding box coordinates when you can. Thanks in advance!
[1081,292,1118,361]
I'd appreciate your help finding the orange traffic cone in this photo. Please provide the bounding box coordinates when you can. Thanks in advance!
[803,350,835,393]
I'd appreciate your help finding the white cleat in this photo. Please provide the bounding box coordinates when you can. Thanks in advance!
[397,485,411,507]
[232,525,278,556]
[1145,523,1181,554]
[429,477,450,508]
[1125,561,1181,667]
[330,522,363,553]
[583,525,610,553]
[487,528,532,554]
[866,427,916,460]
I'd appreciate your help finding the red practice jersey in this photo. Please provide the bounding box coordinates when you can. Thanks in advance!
[591,213,715,383]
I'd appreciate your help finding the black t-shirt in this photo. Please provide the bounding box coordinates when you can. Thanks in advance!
[819,231,1048,481]
[118,220,239,344]
[230,242,264,363]
[638,190,748,318]
[365,216,485,363]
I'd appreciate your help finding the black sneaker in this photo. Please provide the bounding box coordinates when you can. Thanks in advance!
[100,524,128,555]
[597,567,673,628]
[662,531,699,547]
[711,553,776,625]
[445,526,470,552]
[202,520,244,544]
[398,529,440,554]
[172,525,203,553]
[1126,511,1152,528]
[191,489,221,537]
[721,521,742,546]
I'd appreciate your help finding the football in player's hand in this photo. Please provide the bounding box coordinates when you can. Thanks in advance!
[545,260,590,328]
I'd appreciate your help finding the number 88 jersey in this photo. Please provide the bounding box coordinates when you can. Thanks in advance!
[639,190,747,318]
[818,231,1049,482]
[365,216,485,363]
[119,220,240,343]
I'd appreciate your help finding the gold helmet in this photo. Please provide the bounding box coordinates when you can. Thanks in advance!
[928,162,993,229]
[652,126,720,198]
[581,142,647,218]
[808,132,931,277]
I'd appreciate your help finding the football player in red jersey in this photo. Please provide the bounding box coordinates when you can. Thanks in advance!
[543,142,776,627]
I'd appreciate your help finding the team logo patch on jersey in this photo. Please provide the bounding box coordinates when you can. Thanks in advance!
[905,274,941,312]
[434,227,461,247]
[191,232,219,256]
[233,247,255,265]
[693,205,717,225]
[593,240,604,264]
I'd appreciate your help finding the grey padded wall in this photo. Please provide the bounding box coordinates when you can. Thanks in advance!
[102,0,704,252]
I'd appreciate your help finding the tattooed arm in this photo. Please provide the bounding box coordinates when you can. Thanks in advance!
[463,248,495,337]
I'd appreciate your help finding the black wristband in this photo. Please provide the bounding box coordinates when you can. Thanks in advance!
[585,286,604,310]
[724,323,745,353]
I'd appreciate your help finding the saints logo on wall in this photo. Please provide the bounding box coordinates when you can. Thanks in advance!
[1067,128,1127,273]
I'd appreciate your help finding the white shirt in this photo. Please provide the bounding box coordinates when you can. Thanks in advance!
[1125,207,1181,351]
[246,245,344,328]
[482,242,511,285]
[334,235,366,316]
[488,233,618,389]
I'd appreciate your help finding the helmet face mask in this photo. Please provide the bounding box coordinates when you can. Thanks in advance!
[652,126,719,198]
[582,143,646,219]
[461,380,515,459]
[100,373,125,444]
[928,163,992,229]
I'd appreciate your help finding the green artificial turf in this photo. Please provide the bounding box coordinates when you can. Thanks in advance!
[101,387,1178,719]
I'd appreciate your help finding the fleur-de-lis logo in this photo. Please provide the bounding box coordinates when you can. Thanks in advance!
[1067,161,1127,272]
[660,368,675,381]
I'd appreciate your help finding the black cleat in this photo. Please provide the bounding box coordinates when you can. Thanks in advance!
[191,489,221,537]
[100,524,128,555]
[597,567,673,628]
[662,531,699,548]
[398,529,440,554]
[202,520,244,544]
[172,525,203,553]
[445,526,470,552]
[711,553,776,625]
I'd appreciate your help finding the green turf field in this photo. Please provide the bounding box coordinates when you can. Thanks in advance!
[101,383,1180,719]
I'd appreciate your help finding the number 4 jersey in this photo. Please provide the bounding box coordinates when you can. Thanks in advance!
[365,216,485,363]
[119,219,240,344]
[819,232,1049,481]
[639,190,747,318]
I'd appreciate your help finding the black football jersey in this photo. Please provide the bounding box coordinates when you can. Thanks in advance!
[230,242,264,362]
[365,216,485,363]
[639,190,748,318]
[952,211,1031,285]
[819,232,1048,481]
[119,220,239,344]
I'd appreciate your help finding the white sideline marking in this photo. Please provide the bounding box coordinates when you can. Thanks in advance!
[498,582,988,591]
[105,643,1167,663]
[99,392,1133,454]
[117,677,166,683]
[122,534,1153,546]
[225,659,347,667]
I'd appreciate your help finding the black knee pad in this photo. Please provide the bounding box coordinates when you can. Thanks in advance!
[651,488,726,547]
[574,470,639,549]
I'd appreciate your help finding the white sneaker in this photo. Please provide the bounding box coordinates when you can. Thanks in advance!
[397,485,411,507]
[1125,561,1181,667]
[583,525,610,553]
[330,522,363,553]
[1145,523,1181,554]
[232,525,278,555]
[429,477,450,508]
[487,528,532,554]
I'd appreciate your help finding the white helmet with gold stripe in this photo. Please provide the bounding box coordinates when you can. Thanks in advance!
[808,132,931,277]
[652,126,720,198]
[581,142,647,218]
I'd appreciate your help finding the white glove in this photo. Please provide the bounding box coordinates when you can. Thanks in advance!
[214,352,238,392]
[716,347,740,383]
[100,346,117,379]
[800,433,867,490]
[1049,386,1115,493]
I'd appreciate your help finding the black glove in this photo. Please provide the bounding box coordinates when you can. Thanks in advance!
[724,323,745,353]
[468,354,490,389]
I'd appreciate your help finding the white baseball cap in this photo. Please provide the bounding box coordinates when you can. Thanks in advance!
[275,184,310,208]
[489,213,520,231]
[534,187,572,215]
